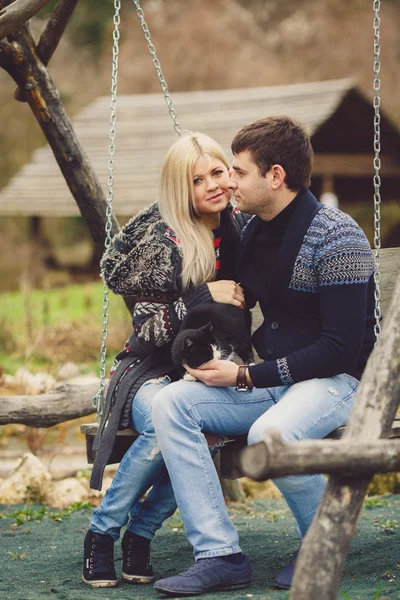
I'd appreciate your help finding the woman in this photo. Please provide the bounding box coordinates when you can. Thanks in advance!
[83,132,249,587]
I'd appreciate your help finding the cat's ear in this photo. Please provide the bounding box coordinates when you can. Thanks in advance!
[184,337,195,349]
[200,321,213,332]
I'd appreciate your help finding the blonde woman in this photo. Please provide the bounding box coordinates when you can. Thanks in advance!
[82,133,249,587]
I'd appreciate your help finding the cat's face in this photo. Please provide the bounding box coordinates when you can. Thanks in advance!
[172,322,225,369]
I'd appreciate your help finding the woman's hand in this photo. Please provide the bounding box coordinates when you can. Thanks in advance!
[207,280,245,308]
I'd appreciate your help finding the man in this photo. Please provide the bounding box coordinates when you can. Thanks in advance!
[152,116,375,596]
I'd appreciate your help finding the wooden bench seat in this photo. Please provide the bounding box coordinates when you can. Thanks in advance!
[81,248,400,479]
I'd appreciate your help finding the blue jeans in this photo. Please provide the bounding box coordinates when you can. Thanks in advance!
[152,374,359,559]
[90,375,177,541]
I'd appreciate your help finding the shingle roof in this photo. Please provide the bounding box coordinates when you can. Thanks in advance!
[0,78,369,216]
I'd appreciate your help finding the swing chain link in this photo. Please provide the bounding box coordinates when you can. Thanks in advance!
[372,0,382,341]
[93,0,121,418]
[132,0,182,136]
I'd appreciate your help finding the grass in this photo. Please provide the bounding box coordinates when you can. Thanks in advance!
[0,282,130,376]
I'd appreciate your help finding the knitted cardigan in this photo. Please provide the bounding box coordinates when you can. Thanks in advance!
[241,189,376,389]
[90,202,248,490]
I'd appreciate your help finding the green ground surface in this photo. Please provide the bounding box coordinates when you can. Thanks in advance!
[0,496,399,600]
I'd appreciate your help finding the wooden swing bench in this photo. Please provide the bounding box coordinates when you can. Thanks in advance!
[81,247,400,480]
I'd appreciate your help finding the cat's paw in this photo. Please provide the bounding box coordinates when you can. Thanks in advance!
[183,372,198,382]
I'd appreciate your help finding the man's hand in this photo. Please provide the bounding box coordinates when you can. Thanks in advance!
[185,360,239,387]
[207,280,245,308]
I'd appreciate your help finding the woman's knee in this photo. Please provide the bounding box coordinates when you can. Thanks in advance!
[132,376,171,432]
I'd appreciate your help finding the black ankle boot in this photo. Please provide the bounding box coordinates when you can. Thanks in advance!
[121,530,154,584]
[82,530,118,588]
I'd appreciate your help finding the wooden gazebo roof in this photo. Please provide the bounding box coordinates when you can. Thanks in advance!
[1,78,399,217]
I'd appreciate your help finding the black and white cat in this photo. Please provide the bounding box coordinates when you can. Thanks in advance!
[171,303,253,380]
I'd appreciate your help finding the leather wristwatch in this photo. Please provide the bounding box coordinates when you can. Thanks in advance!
[235,365,253,392]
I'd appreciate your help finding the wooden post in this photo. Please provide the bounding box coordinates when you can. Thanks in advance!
[289,273,400,599]
[0,0,51,40]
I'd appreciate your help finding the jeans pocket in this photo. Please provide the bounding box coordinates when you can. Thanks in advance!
[343,373,360,390]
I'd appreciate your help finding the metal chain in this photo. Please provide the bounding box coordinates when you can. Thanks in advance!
[93,0,121,418]
[132,0,182,136]
[372,0,382,341]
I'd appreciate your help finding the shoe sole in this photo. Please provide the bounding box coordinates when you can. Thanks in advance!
[274,582,291,590]
[122,572,155,584]
[154,580,251,596]
[82,575,118,588]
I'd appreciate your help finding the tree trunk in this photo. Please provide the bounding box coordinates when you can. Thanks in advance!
[290,273,400,599]
[240,430,400,480]
[0,381,98,427]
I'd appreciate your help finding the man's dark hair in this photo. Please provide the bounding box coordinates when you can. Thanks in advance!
[231,116,314,191]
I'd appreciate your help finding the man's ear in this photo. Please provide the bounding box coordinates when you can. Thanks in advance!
[271,164,286,189]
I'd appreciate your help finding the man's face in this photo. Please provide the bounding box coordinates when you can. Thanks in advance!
[228,150,272,216]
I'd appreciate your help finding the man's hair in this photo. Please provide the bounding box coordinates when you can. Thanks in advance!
[231,116,313,191]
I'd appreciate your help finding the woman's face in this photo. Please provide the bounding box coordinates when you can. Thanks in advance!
[192,155,231,222]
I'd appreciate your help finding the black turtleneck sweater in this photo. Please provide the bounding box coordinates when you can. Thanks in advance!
[252,194,301,291]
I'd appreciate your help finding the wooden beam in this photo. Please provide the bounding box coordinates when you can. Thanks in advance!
[313,153,400,177]
[0,0,51,40]
[0,381,98,427]
[0,37,17,70]
[290,271,400,599]
[15,0,79,101]
[240,430,400,480]
[2,25,120,260]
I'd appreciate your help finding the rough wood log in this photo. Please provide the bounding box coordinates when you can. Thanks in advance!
[240,430,400,480]
[0,382,98,427]
[15,0,79,101]
[37,0,78,63]
[0,0,51,40]
[290,272,400,600]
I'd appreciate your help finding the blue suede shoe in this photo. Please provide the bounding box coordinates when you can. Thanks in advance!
[154,555,252,596]
[273,549,299,590]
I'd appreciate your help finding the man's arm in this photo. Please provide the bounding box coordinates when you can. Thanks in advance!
[189,216,374,389]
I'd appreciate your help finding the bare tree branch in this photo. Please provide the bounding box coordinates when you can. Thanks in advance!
[0,0,51,40]
[37,0,78,64]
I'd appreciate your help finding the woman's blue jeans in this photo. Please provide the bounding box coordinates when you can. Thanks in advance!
[152,373,359,559]
[89,375,177,541]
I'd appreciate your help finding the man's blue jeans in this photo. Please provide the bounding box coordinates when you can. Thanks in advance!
[90,375,177,541]
[152,374,359,560]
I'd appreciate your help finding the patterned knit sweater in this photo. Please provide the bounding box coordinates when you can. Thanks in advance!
[240,189,376,389]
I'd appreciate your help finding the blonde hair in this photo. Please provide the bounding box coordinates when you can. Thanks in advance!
[159,132,230,290]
